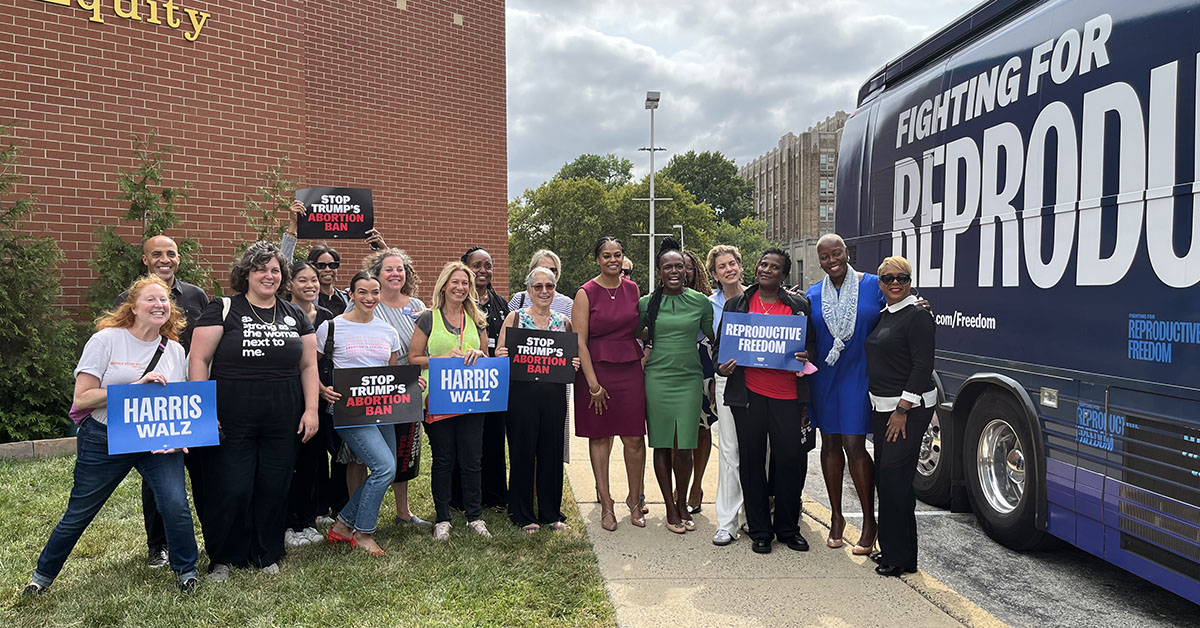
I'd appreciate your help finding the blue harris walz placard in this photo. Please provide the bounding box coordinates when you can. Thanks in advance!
[427,357,509,415]
[105,381,220,455]
[717,312,808,371]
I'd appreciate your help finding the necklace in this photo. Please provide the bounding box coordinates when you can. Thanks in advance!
[597,277,620,300]
[250,299,277,325]
[754,294,785,316]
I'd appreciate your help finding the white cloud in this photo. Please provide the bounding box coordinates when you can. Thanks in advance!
[506,0,977,198]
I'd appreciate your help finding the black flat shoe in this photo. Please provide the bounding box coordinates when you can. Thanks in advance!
[875,564,917,577]
[869,550,884,564]
[752,539,773,554]
[21,582,45,597]
[781,535,809,552]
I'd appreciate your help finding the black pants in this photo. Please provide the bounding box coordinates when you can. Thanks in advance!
[732,390,809,543]
[428,413,485,523]
[202,378,302,569]
[319,401,348,516]
[506,382,566,527]
[143,448,205,550]
[872,406,934,569]
[451,411,507,509]
[287,432,328,531]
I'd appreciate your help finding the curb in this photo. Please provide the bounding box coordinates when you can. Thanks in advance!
[0,437,76,460]
[802,498,1008,628]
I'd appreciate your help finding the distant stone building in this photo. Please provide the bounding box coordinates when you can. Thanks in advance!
[740,112,848,287]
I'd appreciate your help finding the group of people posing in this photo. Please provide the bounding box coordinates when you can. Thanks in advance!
[24,226,935,596]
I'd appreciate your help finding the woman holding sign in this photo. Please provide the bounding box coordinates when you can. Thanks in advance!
[496,266,580,533]
[317,271,406,556]
[714,249,817,554]
[409,261,494,541]
[639,238,714,534]
[865,256,936,577]
[25,276,200,595]
[573,237,648,532]
[189,242,320,581]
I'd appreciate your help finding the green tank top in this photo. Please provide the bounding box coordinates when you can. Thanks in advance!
[422,308,481,402]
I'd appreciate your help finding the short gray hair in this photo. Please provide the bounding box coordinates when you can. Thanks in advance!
[525,266,557,289]
[528,249,562,278]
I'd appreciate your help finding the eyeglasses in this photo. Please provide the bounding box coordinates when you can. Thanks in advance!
[531,283,556,292]
[314,261,340,270]
[620,269,633,277]
[880,273,912,285]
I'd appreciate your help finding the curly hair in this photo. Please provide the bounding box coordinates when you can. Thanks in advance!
[682,249,704,291]
[365,248,420,296]
[96,275,186,342]
[231,241,291,295]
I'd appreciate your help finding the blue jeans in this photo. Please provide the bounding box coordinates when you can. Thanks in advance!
[336,424,397,534]
[32,418,199,587]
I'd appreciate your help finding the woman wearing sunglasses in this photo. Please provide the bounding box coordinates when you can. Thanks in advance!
[308,246,349,315]
[864,256,936,577]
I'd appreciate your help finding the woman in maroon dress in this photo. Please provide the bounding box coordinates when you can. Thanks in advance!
[573,237,648,532]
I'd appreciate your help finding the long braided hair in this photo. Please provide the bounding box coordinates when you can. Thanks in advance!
[644,236,684,347]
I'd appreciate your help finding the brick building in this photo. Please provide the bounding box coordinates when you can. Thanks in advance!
[1,0,508,309]
[740,111,847,287]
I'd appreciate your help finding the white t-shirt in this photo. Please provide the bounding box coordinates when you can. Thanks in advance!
[315,315,402,369]
[73,327,188,425]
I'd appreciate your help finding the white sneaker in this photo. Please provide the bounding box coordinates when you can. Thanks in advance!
[712,529,736,546]
[467,519,492,539]
[260,563,280,575]
[301,527,323,544]
[207,563,230,582]
[315,515,336,526]
[433,521,451,542]
[284,530,303,547]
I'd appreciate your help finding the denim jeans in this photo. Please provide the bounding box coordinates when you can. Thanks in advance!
[32,418,199,587]
[336,424,397,534]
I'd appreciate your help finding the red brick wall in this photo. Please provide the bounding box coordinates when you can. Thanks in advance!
[0,0,508,308]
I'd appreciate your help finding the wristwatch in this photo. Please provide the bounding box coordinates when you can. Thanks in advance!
[895,405,909,416]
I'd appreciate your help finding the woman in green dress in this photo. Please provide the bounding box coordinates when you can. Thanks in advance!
[639,238,713,534]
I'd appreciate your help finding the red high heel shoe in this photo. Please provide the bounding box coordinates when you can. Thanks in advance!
[327,528,358,547]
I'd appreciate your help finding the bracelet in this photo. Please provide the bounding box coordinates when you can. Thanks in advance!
[589,386,603,396]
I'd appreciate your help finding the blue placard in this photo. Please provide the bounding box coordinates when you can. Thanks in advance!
[427,357,509,415]
[717,312,808,371]
[105,381,220,455]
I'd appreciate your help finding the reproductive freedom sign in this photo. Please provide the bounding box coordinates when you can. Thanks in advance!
[295,186,374,239]
[332,366,423,428]
[105,381,220,455]
[427,357,509,415]
[716,312,808,371]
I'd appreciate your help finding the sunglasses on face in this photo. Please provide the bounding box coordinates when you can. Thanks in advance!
[880,273,912,285]
[531,283,556,292]
[314,261,340,270]
[620,269,633,277]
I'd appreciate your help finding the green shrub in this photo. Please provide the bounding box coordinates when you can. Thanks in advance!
[0,126,77,442]
[234,154,306,262]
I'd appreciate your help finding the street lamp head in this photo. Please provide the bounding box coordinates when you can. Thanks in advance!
[644,91,660,110]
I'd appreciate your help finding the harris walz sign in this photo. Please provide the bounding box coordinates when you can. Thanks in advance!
[295,187,374,239]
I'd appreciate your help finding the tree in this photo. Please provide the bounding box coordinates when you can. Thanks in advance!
[86,131,210,313]
[0,125,78,441]
[233,154,305,261]
[661,150,754,224]
[554,153,634,189]
[705,216,774,285]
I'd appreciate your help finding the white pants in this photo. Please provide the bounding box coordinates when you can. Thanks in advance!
[714,377,743,534]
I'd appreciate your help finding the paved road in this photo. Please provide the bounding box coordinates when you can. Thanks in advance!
[802,433,1200,628]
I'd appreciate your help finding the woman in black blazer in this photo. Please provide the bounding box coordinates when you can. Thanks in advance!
[714,248,817,554]
[864,255,936,577]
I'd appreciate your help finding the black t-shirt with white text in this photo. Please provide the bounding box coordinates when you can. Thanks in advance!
[195,294,315,381]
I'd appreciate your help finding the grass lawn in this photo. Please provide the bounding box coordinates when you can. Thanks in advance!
[0,445,614,628]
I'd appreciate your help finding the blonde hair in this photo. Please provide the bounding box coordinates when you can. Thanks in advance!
[528,249,562,278]
[878,255,913,275]
[365,248,420,296]
[96,276,185,342]
[705,244,742,281]
[431,261,486,328]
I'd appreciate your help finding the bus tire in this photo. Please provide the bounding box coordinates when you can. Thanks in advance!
[964,391,1055,551]
[913,411,951,507]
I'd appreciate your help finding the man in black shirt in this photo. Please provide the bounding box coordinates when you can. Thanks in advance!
[113,235,210,568]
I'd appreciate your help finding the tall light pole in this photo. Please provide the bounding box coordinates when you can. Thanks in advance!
[636,91,670,291]
[673,223,684,250]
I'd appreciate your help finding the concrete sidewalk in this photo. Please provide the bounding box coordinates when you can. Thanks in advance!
[564,420,1005,628]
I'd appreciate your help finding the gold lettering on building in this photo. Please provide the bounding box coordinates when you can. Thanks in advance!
[33,0,211,41]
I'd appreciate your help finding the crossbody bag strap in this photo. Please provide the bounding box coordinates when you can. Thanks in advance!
[142,336,168,377]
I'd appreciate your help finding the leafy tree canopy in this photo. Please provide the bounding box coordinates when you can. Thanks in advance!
[661,150,754,225]
[554,153,634,190]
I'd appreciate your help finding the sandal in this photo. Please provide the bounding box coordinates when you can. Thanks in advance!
[327,528,357,547]
[600,499,617,532]
[828,513,845,548]
[521,523,541,535]
[639,493,649,515]
[547,521,570,531]
[626,498,646,528]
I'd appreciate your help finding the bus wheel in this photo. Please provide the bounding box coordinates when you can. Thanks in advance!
[964,392,1055,550]
[913,411,950,507]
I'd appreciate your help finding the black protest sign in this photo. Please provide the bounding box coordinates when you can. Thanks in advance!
[295,187,374,239]
[333,366,422,428]
[505,328,577,384]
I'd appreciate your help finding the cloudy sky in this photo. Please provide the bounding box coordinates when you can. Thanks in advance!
[505,0,977,199]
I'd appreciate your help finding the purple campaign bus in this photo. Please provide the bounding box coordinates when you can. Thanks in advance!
[836,0,1199,604]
